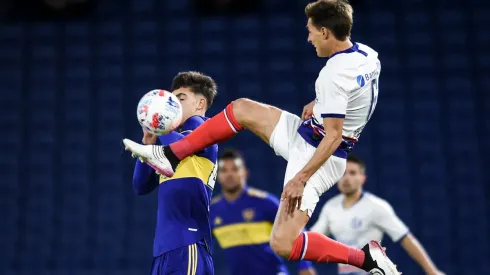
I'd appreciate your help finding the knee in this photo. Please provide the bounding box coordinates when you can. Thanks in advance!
[231,98,253,114]
[231,98,256,124]
[270,233,294,259]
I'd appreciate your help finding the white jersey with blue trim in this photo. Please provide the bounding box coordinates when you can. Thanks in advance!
[313,42,381,141]
[310,192,409,275]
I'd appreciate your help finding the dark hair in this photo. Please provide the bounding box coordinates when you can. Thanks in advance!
[170,71,218,109]
[347,154,365,171]
[305,0,353,41]
[219,148,246,166]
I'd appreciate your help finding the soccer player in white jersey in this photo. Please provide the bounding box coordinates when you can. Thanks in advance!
[123,0,400,274]
[311,155,444,275]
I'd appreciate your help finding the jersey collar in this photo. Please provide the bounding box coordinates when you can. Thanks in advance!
[327,42,359,61]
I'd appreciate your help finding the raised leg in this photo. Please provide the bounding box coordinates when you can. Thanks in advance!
[123,98,283,176]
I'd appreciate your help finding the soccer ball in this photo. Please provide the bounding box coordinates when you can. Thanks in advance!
[136,89,183,135]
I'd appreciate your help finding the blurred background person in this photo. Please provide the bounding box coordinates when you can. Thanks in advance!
[211,148,317,275]
[310,155,444,275]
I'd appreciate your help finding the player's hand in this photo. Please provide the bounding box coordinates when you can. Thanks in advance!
[427,270,445,275]
[301,100,315,120]
[282,175,306,215]
[142,129,158,145]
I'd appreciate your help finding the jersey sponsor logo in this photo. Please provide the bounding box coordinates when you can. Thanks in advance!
[364,69,379,82]
[357,69,379,88]
[356,75,366,87]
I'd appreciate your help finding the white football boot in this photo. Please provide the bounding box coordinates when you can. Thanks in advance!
[362,241,401,275]
[123,138,175,177]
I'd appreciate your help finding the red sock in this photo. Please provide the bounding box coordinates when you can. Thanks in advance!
[170,103,244,160]
[289,232,365,268]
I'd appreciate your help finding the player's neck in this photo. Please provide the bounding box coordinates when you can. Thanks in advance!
[223,186,245,201]
[342,190,363,208]
[328,39,353,58]
[195,111,206,118]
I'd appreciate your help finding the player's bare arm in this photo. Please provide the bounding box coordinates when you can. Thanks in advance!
[301,100,315,120]
[399,234,444,275]
[142,130,158,145]
[282,116,344,214]
[300,117,344,176]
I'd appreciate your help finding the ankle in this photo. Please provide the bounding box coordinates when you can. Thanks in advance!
[164,145,181,169]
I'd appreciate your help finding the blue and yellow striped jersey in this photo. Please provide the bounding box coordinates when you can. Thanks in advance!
[152,115,218,257]
[210,187,313,275]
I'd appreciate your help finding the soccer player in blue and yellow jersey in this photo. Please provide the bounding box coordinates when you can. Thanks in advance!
[211,149,317,275]
[131,71,218,275]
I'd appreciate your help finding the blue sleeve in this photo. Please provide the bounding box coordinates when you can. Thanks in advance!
[180,116,214,156]
[158,131,185,144]
[132,161,158,195]
[180,116,205,133]
[132,131,185,195]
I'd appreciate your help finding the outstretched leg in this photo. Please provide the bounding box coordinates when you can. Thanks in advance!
[271,155,400,274]
[270,201,400,274]
[169,98,282,160]
[123,98,282,176]
[269,195,366,267]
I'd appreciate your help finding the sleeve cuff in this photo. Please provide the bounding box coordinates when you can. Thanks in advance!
[321,113,345,118]
[393,231,410,243]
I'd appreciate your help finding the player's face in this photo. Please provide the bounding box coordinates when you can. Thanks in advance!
[173,88,206,124]
[338,162,366,196]
[218,158,247,193]
[307,18,330,57]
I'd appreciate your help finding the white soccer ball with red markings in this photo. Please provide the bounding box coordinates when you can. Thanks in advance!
[137,89,183,135]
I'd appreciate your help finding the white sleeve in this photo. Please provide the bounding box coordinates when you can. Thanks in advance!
[316,72,348,118]
[374,201,409,242]
[310,203,330,235]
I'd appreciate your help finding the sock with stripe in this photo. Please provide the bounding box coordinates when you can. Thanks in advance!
[289,232,365,268]
[164,103,244,167]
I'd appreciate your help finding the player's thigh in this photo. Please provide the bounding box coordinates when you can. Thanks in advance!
[271,155,346,247]
[283,145,347,216]
[268,111,303,160]
[195,243,214,275]
[233,98,283,144]
[151,243,213,275]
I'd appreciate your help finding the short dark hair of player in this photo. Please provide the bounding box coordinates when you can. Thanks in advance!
[219,148,246,167]
[347,154,366,172]
[304,0,353,41]
[170,71,218,110]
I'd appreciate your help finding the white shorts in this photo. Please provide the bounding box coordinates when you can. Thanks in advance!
[269,111,347,217]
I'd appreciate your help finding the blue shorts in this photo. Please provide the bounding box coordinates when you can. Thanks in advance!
[150,243,214,275]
